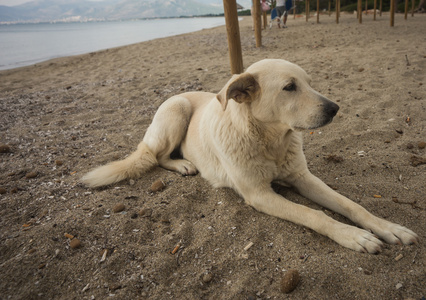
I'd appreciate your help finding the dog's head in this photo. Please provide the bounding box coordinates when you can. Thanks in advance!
[216,59,339,130]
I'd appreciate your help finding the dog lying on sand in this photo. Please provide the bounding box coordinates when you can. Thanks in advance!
[82,59,418,253]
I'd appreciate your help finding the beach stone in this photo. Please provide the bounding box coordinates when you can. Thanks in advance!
[418,141,426,149]
[150,179,165,192]
[27,248,37,254]
[139,208,152,217]
[406,143,414,149]
[280,269,300,294]
[55,160,63,166]
[363,269,372,275]
[0,144,11,153]
[25,171,38,179]
[410,155,426,167]
[113,203,125,213]
[70,238,81,249]
[202,273,213,283]
[0,187,7,194]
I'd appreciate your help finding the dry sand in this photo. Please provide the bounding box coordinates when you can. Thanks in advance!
[0,13,425,300]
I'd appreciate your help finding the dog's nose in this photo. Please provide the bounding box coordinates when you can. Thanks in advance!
[326,102,339,117]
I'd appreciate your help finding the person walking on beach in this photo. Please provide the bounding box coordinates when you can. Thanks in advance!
[275,0,292,28]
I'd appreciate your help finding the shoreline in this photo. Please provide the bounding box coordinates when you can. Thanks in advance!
[0,16,228,71]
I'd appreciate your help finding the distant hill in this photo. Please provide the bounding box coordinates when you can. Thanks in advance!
[0,0,227,23]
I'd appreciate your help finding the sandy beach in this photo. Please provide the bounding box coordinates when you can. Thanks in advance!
[0,13,425,299]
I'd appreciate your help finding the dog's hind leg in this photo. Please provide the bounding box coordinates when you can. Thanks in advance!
[142,95,197,176]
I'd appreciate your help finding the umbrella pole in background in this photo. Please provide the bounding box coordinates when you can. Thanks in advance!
[223,0,244,74]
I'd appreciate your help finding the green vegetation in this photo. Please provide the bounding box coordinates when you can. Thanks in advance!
[238,9,252,16]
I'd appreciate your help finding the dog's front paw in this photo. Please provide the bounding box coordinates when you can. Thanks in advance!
[333,225,383,253]
[371,219,419,245]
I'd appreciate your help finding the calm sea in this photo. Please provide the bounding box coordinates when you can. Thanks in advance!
[0,17,225,71]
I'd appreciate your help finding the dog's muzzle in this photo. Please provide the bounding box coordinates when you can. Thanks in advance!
[324,101,340,119]
[318,97,340,127]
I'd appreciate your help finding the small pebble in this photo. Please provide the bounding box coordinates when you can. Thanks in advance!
[150,179,165,192]
[410,155,426,167]
[25,171,38,179]
[27,248,37,254]
[406,143,414,149]
[363,269,372,275]
[55,160,63,166]
[280,269,300,294]
[418,141,426,149]
[394,253,403,261]
[64,233,74,239]
[0,144,11,153]
[395,283,403,290]
[325,154,344,163]
[202,273,213,283]
[113,203,125,213]
[70,238,81,249]
[139,208,152,217]
[0,187,7,194]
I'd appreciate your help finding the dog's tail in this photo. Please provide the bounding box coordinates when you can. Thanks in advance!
[81,142,157,188]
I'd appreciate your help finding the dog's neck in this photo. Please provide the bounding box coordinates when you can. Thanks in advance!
[219,101,296,158]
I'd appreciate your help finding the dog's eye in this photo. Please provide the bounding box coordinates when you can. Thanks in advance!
[283,83,296,91]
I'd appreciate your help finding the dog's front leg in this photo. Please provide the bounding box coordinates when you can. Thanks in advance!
[288,170,419,246]
[238,184,383,253]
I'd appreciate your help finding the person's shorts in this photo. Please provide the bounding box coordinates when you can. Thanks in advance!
[276,6,287,17]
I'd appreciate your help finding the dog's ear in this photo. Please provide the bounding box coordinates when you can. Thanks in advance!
[216,73,259,111]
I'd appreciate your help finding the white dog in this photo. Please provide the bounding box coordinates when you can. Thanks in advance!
[82,59,418,253]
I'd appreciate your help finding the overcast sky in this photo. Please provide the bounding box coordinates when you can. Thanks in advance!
[0,0,106,6]
[0,0,32,6]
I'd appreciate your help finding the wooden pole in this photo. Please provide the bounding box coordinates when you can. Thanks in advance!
[374,0,377,20]
[328,0,331,16]
[294,1,297,19]
[404,0,409,19]
[380,0,382,16]
[223,0,243,74]
[253,0,262,47]
[390,0,395,27]
[358,0,362,23]
[306,0,310,21]
[365,0,368,13]
[411,0,415,16]
[263,11,267,29]
[336,0,340,23]
[317,0,320,23]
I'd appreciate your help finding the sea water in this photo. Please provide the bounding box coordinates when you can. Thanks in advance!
[0,17,225,70]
